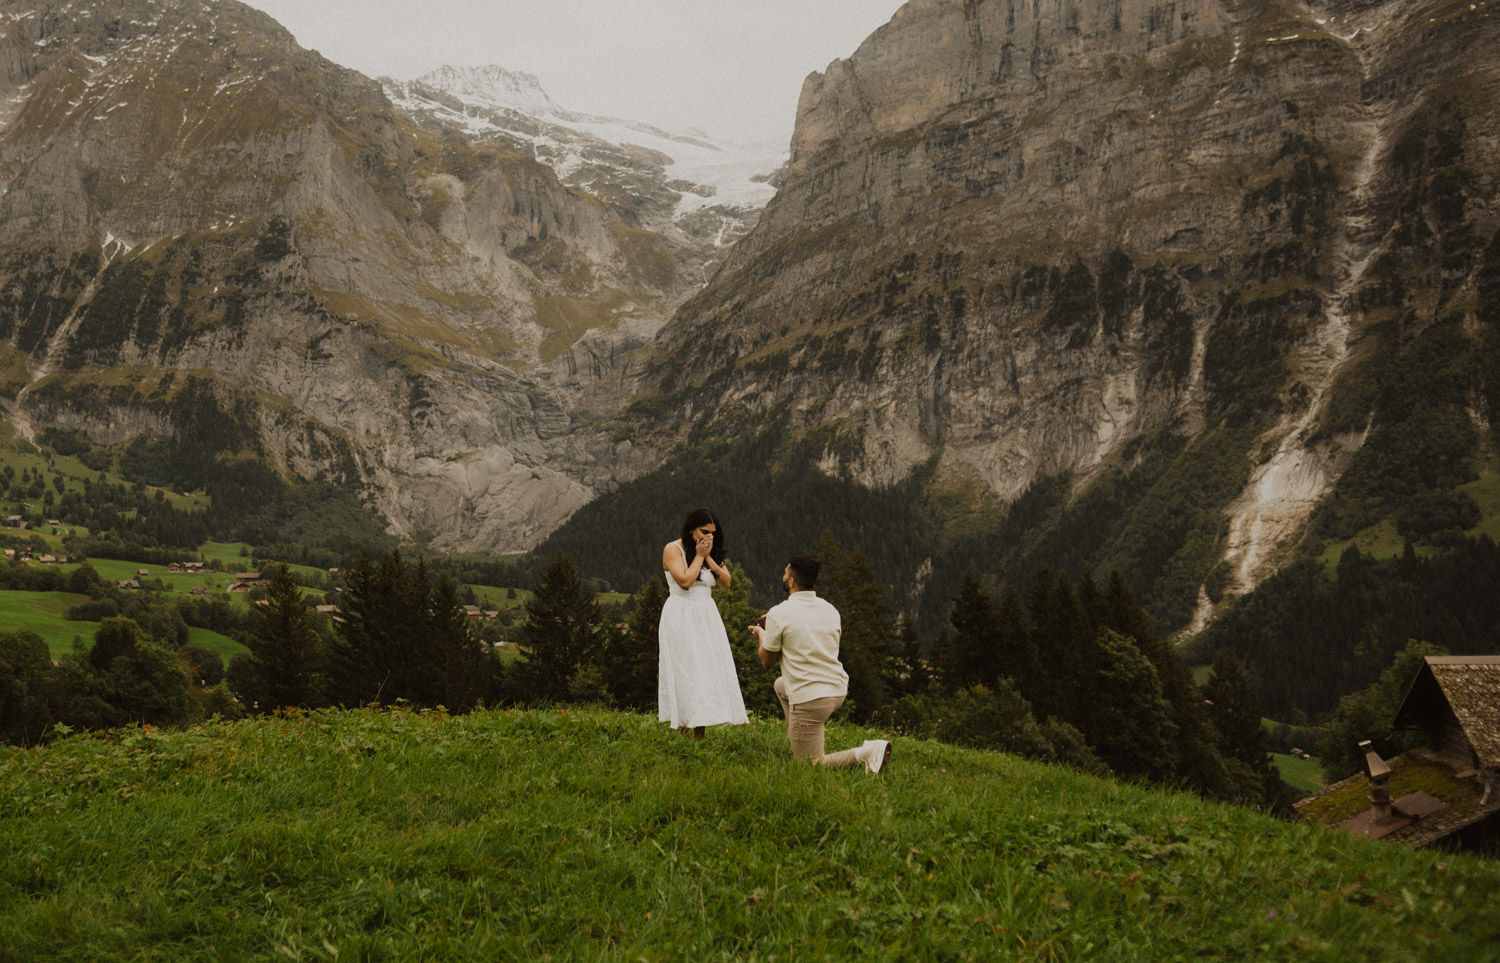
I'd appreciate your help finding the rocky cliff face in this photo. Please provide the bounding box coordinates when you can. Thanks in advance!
[0,0,689,550]
[381,65,785,287]
[0,0,1494,617]
[638,0,1499,625]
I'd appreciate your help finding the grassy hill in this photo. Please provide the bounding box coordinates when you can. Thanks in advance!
[2,709,1496,961]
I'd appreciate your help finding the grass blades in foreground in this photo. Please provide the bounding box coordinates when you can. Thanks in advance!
[2,707,1497,961]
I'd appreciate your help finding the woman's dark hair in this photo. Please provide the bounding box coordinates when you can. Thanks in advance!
[679,508,726,565]
[787,554,820,590]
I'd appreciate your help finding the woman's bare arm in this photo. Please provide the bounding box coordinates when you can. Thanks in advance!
[663,542,704,589]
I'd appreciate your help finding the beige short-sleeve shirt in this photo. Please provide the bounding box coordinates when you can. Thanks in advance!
[761,591,848,704]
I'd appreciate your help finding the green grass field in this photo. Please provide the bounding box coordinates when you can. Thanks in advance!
[1272,752,1325,795]
[1318,459,1500,568]
[199,542,329,579]
[2,707,1497,962]
[183,626,247,660]
[467,583,530,609]
[0,589,244,659]
[0,591,91,655]
[0,429,207,514]
[199,541,254,566]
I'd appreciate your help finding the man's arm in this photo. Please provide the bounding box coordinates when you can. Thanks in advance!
[749,624,780,669]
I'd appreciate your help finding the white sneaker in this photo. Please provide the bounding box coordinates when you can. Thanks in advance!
[861,739,891,774]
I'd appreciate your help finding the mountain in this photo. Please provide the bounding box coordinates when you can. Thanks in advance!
[0,0,693,551]
[571,0,1500,632]
[381,65,786,285]
[0,0,1496,645]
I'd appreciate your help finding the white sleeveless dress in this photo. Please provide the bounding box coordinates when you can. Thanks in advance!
[657,542,748,729]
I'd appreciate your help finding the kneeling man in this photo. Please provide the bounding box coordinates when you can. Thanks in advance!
[750,554,890,773]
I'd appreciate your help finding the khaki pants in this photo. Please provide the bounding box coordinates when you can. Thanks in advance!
[774,676,861,769]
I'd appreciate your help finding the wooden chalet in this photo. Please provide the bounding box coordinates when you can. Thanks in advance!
[1295,656,1500,854]
[229,572,265,592]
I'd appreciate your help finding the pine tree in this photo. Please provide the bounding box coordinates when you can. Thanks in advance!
[245,566,324,708]
[1102,569,1227,797]
[327,550,398,704]
[516,553,601,703]
[808,533,891,720]
[601,576,667,712]
[888,614,932,700]
[428,573,493,711]
[1087,628,1178,780]
[714,562,779,716]
[938,572,998,691]
[328,550,441,706]
[1202,648,1284,806]
[994,585,1043,702]
[1024,566,1095,726]
[0,630,55,746]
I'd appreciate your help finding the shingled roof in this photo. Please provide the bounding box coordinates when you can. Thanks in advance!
[1394,656,1500,770]
[1296,656,1500,851]
[1294,748,1500,849]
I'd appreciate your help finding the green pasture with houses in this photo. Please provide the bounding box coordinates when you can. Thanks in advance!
[55,558,326,603]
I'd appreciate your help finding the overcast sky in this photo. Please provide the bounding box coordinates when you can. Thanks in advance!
[245,0,909,143]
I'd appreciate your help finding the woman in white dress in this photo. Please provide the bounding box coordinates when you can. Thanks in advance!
[658,507,748,737]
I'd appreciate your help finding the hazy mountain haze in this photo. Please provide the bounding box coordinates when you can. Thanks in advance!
[244,0,909,141]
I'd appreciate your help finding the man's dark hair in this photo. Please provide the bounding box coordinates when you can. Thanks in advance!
[787,554,820,590]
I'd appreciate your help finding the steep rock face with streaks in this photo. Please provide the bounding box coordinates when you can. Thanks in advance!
[637,0,1500,627]
[0,0,687,550]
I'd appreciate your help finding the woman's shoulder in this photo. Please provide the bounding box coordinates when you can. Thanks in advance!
[662,539,684,556]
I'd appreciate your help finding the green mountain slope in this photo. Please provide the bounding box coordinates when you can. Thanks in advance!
[2,708,1496,961]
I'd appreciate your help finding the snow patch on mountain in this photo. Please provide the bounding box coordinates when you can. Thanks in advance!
[384,65,785,221]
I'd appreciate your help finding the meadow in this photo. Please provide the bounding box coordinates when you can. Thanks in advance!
[1271,752,1325,795]
[0,583,244,659]
[2,707,1496,962]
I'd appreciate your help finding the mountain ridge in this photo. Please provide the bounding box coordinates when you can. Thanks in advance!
[0,0,689,552]
[0,0,1495,640]
[605,0,1499,630]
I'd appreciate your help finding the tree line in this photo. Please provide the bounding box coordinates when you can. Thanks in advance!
[1192,536,1500,721]
[2,538,1288,813]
